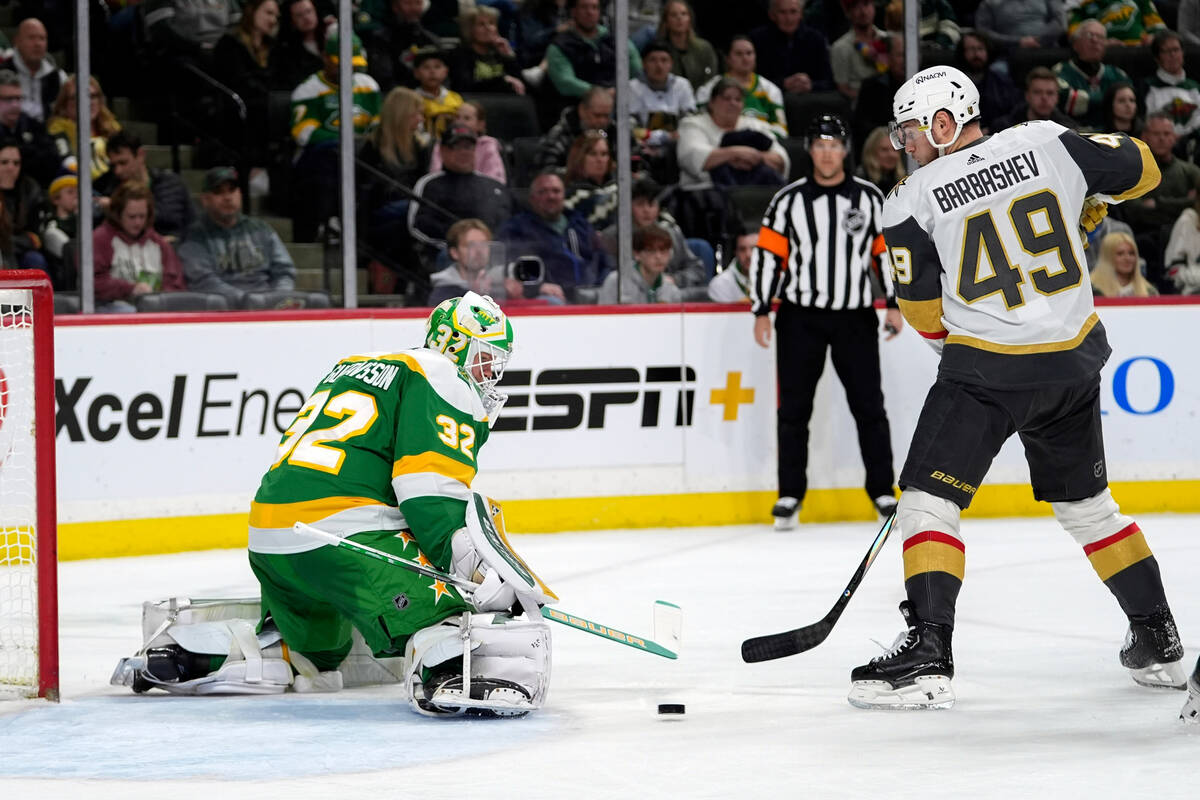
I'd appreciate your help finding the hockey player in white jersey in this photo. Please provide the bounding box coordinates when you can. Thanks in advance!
[848,66,1187,710]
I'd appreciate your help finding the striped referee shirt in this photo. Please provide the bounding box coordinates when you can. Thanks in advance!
[749,176,892,316]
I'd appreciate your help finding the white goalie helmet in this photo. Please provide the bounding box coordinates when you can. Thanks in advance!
[890,65,980,154]
[424,291,514,420]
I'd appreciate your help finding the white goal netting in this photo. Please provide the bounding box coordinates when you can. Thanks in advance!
[0,291,40,698]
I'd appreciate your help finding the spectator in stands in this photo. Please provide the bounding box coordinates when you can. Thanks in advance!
[696,36,787,141]
[957,31,1018,134]
[535,86,616,169]
[629,40,698,172]
[830,0,889,105]
[1165,192,1200,294]
[429,101,506,183]
[496,169,608,300]
[39,169,77,289]
[707,226,756,302]
[428,217,565,305]
[1182,0,1200,48]
[212,0,280,169]
[563,130,617,229]
[655,0,719,91]
[852,33,905,157]
[545,0,643,101]
[0,141,47,271]
[1067,0,1165,47]
[413,48,463,140]
[449,5,526,95]
[100,131,196,242]
[974,0,1066,55]
[409,125,515,258]
[598,222,682,304]
[179,166,297,306]
[0,18,65,123]
[1054,20,1131,131]
[601,175,706,288]
[93,182,187,313]
[515,0,570,72]
[677,77,789,189]
[856,125,905,195]
[365,0,444,92]
[993,66,1079,131]
[273,0,331,92]
[47,75,122,183]
[749,0,833,95]
[0,69,60,188]
[1144,32,1200,141]
[604,221,679,305]
[1103,81,1142,136]
[1090,232,1157,297]
[911,0,962,50]
[290,29,381,241]
[358,86,431,291]
[143,0,241,70]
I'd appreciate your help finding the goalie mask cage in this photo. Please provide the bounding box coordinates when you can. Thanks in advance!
[0,271,58,701]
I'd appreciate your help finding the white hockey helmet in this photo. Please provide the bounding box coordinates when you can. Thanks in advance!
[890,65,980,154]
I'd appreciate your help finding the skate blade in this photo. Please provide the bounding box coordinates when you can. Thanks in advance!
[848,675,955,710]
[773,514,799,531]
[1129,660,1187,690]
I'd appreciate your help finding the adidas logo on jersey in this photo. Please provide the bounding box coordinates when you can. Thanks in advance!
[966,154,985,165]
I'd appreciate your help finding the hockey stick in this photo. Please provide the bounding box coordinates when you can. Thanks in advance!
[740,512,896,663]
[293,522,681,659]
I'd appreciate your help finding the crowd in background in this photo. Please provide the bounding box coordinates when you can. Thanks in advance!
[7,0,1200,309]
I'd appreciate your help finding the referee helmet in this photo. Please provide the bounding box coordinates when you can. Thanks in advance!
[805,114,850,151]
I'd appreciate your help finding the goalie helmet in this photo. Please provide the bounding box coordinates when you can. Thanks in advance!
[890,65,980,154]
[425,292,514,419]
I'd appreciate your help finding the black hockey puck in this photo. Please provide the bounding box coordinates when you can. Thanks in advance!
[657,703,686,715]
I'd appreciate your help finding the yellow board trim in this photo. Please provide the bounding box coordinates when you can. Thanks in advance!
[903,540,966,582]
[392,450,476,485]
[947,312,1098,354]
[248,495,389,529]
[1087,530,1154,582]
[55,480,1200,561]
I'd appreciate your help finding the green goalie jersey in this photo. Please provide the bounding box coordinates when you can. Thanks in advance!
[248,348,491,570]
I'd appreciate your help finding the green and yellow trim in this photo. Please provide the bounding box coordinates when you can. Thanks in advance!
[54,479,1200,562]
[249,495,389,529]
[392,450,476,485]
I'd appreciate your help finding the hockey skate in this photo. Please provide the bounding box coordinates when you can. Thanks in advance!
[416,664,535,719]
[1120,609,1186,689]
[848,601,955,710]
[1181,660,1199,724]
[772,496,800,531]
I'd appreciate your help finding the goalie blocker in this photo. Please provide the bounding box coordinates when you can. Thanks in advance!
[111,497,553,718]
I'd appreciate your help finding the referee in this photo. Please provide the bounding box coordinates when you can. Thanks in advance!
[751,115,903,530]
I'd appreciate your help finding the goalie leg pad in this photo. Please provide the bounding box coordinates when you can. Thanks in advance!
[404,612,552,718]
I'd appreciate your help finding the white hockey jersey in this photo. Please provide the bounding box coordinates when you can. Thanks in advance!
[881,120,1159,387]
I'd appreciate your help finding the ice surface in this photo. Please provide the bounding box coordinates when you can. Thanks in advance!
[0,516,1196,798]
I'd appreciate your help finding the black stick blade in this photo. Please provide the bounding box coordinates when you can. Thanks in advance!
[741,620,834,662]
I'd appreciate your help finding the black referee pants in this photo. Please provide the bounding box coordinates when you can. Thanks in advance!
[774,304,895,504]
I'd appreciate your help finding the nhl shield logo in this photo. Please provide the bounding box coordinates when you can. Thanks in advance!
[392,593,410,611]
[842,208,867,235]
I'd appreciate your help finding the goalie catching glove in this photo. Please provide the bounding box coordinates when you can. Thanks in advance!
[451,492,558,613]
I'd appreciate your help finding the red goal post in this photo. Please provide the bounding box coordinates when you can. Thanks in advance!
[0,270,58,701]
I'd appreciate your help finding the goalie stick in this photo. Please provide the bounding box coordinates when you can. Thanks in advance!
[294,522,682,659]
[741,512,896,663]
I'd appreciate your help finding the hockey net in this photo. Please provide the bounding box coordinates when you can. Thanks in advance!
[0,272,58,700]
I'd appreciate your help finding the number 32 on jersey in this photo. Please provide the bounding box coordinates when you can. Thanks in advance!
[890,189,1083,309]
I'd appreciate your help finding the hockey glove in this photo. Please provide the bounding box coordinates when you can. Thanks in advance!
[1079,196,1108,237]
[451,528,518,613]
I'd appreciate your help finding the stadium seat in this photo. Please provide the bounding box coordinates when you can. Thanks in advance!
[728,185,780,229]
[783,91,852,139]
[1008,47,1070,92]
[240,290,333,310]
[509,137,542,188]
[135,292,231,312]
[463,93,541,142]
[782,138,811,182]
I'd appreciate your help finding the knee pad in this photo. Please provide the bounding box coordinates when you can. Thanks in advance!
[404,612,552,718]
[897,490,962,545]
[1052,488,1133,547]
